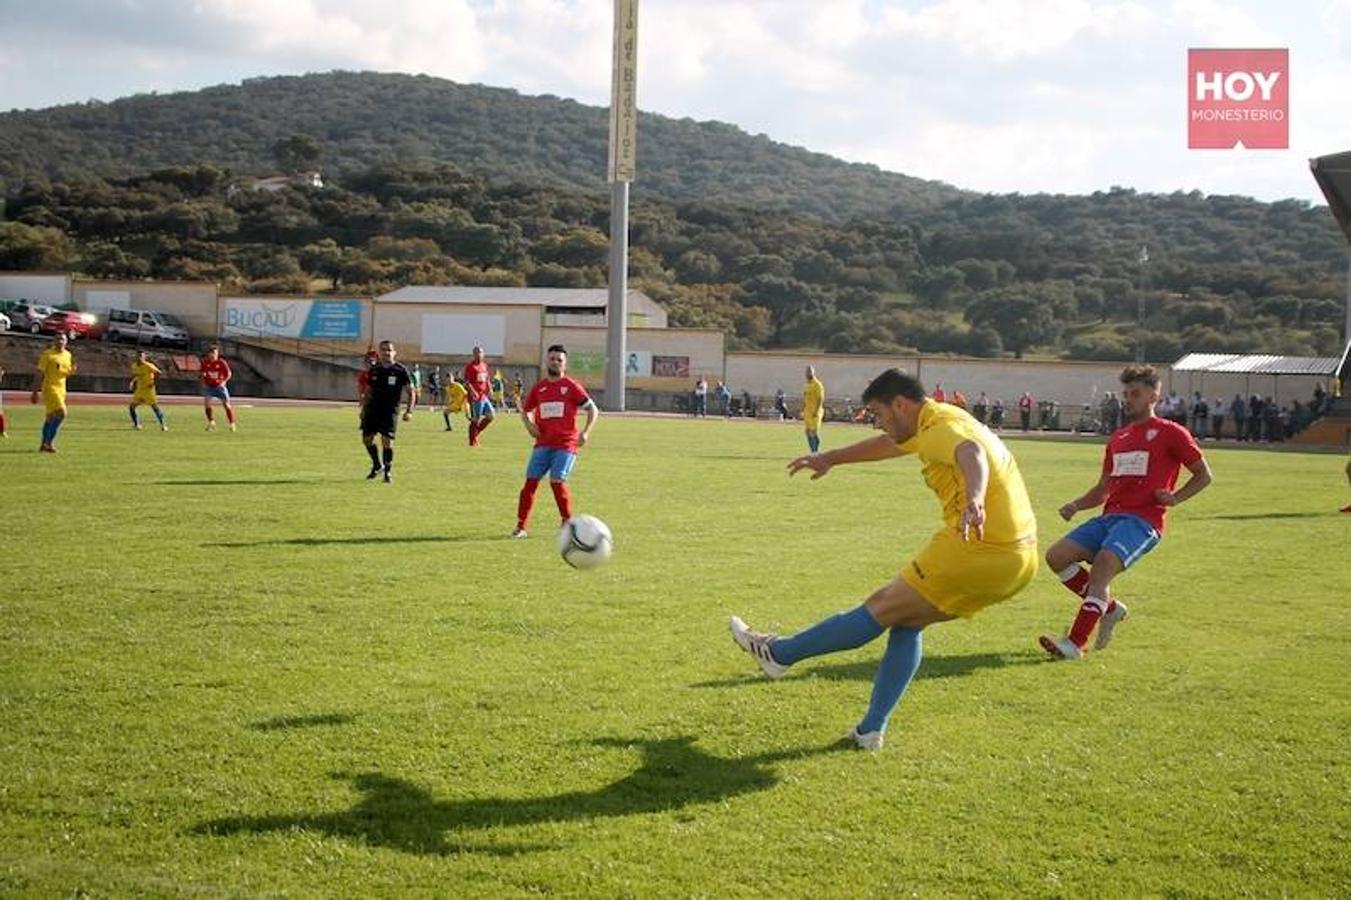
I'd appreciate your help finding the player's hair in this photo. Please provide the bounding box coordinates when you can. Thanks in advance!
[547,344,567,355]
[206,343,219,354]
[378,340,394,350]
[862,368,926,404]
[1119,364,1160,389]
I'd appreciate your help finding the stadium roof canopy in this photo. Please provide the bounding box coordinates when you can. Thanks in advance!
[1171,353,1340,376]
[1310,149,1351,243]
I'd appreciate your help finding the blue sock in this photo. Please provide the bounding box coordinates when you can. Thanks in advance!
[857,626,924,735]
[48,417,64,443]
[807,433,820,453]
[129,406,140,427]
[153,407,165,426]
[769,604,884,666]
[41,418,56,445]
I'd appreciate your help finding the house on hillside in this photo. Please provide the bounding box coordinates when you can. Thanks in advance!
[226,171,324,197]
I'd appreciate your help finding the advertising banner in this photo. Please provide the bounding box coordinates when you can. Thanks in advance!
[222,298,363,339]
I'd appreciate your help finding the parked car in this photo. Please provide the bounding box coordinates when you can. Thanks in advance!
[103,308,191,348]
[9,302,58,333]
[0,311,10,331]
[38,310,97,340]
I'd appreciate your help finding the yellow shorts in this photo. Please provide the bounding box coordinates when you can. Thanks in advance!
[804,416,823,432]
[132,390,158,407]
[901,529,1039,618]
[42,389,67,416]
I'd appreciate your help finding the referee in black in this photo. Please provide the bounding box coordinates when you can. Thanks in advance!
[362,340,415,483]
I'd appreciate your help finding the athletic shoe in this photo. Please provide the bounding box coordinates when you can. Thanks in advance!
[846,727,884,751]
[729,616,788,679]
[132,423,142,430]
[229,423,237,432]
[205,422,216,431]
[382,469,392,484]
[1093,601,1129,651]
[1342,504,1351,514]
[1039,634,1083,660]
[38,444,56,453]
[160,425,168,432]
[366,466,380,480]
[510,527,528,539]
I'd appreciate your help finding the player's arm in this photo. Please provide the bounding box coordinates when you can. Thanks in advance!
[519,404,540,439]
[578,400,599,447]
[401,379,415,419]
[787,433,900,480]
[1060,474,1109,521]
[954,440,988,541]
[1156,456,1212,507]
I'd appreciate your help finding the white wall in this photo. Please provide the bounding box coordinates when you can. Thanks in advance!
[0,273,71,304]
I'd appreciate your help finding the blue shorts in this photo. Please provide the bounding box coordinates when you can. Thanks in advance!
[203,385,231,402]
[526,447,578,482]
[471,398,495,419]
[1066,514,1160,569]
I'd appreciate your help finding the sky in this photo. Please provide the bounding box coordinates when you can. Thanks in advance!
[0,0,1348,202]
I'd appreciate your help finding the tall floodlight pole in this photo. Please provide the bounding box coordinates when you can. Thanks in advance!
[605,0,639,411]
[1135,244,1149,363]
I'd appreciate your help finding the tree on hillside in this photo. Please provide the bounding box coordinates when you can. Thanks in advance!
[272,134,322,174]
[964,293,1061,359]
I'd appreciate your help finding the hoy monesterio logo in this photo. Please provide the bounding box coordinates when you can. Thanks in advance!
[1188,49,1288,149]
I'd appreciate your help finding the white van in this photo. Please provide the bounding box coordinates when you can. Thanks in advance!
[104,308,191,348]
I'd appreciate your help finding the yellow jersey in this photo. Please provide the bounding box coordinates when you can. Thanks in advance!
[131,360,162,393]
[803,377,825,424]
[444,381,469,413]
[897,400,1036,546]
[38,348,75,393]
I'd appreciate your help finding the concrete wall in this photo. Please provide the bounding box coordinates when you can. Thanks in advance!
[0,273,71,305]
[726,351,1171,406]
[222,339,359,401]
[372,302,543,365]
[72,280,218,337]
[540,325,725,391]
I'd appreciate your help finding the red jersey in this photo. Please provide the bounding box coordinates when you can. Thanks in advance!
[1101,416,1202,533]
[523,377,592,450]
[201,357,232,388]
[464,361,491,401]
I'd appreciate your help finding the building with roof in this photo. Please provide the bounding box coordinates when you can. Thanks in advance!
[1170,352,1342,405]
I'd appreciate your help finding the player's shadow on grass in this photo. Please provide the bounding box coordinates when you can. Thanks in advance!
[693,651,1041,689]
[204,534,508,548]
[248,713,355,732]
[191,736,837,857]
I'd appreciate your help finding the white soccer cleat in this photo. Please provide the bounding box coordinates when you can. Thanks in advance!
[229,422,237,432]
[846,727,884,752]
[1093,601,1129,651]
[510,527,528,539]
[205,422,216,431]
[1039,634,1084,660]
[729,616,788,680]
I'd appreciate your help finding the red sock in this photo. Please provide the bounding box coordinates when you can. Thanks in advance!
[550,481,573,522]
[0,410,7,435]
[1057,565,1091,598]
[1067,596,1108,648]
[517,478,540,528]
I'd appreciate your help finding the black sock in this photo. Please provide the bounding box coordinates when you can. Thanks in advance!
[382,447,394,470]
[366,443,380,466]
[443,412,451,428]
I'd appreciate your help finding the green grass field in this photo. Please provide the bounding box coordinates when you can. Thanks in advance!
[2,404,1348,897]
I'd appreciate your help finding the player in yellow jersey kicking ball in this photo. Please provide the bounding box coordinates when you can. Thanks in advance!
[128,349,168,431]
[33,332,77,453]
[730,368,1039,751]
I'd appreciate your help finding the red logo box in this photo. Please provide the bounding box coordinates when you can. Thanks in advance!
[1188,48,1288,149]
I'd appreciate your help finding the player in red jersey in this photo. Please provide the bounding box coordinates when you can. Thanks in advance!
[200,344,237,432]
[512,344,599,538]
[463,345,495,446]
[1040,364,1212,659]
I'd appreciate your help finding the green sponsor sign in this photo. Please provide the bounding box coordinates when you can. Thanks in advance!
[570,351,606,377]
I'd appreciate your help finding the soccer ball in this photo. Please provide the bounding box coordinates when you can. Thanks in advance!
[558,514,613,570]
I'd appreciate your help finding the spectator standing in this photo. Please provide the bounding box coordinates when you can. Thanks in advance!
[951,389,968,410]
[774,387,789,420]
[932,382,946,403]
[990,398,1006,430]
[717,380,732,417]
[693,377,709,417]
[973,391,989,424]
[1211,397,1225,440]
[1191,393,1208,437]
[1018,392,1034,432]
[1247,394,1263,442]
[1230,394,1247,441]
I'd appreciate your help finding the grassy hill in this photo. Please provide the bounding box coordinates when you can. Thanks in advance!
[0,71,961,223]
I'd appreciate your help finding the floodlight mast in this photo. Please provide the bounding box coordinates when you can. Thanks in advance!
[605,0,639,412]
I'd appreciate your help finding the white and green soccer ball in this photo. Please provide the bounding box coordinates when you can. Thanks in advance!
[558,514,614,570]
